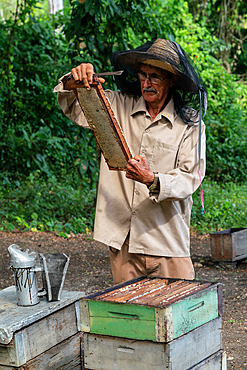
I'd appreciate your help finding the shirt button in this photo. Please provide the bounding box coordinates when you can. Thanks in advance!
[141,148,146,154]
[132,211,136,215]
[134,190,140,195]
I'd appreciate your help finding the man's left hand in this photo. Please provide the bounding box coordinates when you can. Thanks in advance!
[126,156,154,186]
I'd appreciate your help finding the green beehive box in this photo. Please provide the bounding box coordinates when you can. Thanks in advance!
[80,277,222,343]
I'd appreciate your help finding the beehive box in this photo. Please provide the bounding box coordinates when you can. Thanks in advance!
[80,277,222,342]
[210,228,247,262]
[190,350,227,370]
[0,286,84,369]
[83,317,223,370]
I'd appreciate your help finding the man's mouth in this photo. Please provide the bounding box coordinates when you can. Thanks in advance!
[143,87,157,94]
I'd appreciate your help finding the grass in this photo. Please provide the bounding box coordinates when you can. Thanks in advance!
[191,179,247,233]
[0,176,246,235]
[0,174,96,236]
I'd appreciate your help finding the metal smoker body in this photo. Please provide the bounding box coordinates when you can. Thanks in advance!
[8,244,69,306]
[8,244,40,306]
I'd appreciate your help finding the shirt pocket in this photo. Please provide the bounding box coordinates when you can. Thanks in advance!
[149,140,178,173]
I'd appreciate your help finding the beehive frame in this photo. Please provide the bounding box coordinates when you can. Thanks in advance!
[69,77,132,170]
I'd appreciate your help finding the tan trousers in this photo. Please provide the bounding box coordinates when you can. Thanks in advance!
[109,236,195,285]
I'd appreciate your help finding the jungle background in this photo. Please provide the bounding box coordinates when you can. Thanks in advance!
[0,1,247,369]
[0,0,246,235]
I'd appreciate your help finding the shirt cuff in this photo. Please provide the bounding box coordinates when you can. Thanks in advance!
[53,72,71,93]
[149,173,172,203]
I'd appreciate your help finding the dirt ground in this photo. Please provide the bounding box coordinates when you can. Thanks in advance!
[0,230,246,369]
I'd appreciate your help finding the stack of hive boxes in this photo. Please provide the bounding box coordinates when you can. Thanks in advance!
[80,277,227,370]
[0,286,84,369]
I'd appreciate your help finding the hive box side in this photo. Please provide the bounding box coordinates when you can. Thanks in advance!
[210,230,234,261]
[87,300,156,341]
[0,332,83,370]
[83,317,222,370]
[0,303,78,367]
[171,286,219,339]
[233,228,247,258]
[169,317,222,370]
[189,350,227,370]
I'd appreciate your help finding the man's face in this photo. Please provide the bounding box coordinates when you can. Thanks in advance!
[138,64,174,105]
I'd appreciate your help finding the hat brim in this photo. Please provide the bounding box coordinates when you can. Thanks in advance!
[117,51,198,93]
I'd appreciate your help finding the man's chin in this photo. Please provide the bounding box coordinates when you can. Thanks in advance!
[143,91,157,99]
[143,92,158,102]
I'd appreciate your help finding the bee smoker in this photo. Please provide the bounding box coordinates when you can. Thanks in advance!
[8,244,69,306]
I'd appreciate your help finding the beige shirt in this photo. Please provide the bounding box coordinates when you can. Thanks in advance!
[54,80,206,257]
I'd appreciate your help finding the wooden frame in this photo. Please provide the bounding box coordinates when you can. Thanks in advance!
[67,77,132,170]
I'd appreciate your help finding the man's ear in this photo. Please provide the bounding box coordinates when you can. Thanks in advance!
[170,74,179,87]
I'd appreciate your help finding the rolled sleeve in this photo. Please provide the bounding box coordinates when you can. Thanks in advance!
[149,123,206,203]
[54,73,90,129]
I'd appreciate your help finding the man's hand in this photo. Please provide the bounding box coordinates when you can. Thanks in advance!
[126,156,155,186]
[70,63,105,90]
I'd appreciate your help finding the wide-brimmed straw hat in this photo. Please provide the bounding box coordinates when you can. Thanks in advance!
[115,38,198,93]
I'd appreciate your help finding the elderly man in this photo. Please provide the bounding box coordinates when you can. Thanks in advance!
[54,39,207,284]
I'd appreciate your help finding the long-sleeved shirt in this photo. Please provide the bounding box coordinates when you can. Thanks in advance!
[54,80,206,257]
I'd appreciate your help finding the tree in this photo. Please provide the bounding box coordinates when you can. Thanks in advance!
[187,0,247,79]
[64,0,165,73]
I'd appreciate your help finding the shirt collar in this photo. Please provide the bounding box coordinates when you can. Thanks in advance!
[130,96,175,126]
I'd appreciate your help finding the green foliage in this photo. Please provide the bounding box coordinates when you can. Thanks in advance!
[65,0,164,77]
[0,0,99,186]
[191,180,247,233]
[0,174,96,234]
[187,0,247,77]
[0,177,245,235]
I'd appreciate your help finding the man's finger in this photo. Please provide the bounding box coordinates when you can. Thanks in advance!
[71,67,79,81]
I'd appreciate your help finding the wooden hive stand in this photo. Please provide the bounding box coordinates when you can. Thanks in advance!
[0,286,84,369]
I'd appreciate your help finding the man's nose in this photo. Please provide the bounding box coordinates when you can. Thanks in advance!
[143,77,152,87]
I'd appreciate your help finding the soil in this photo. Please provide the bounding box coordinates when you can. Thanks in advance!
[0,230,246,369]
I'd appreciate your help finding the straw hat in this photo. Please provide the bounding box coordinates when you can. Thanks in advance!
[115,39,198,92]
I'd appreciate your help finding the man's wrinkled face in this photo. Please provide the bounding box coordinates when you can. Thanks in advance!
[139,64,174,105]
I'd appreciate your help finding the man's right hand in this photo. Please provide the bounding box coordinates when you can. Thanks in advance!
[70,63,105,90]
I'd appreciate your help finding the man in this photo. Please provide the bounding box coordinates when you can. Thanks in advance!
[54,39,207,284]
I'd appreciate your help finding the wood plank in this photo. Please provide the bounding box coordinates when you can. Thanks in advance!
[172,288,218,339]
[0,303,78,367]
[234,229,247,256]
[84,317,222,370]
[88,300,156,341]
[189,350,227,370]
[0,332,83,370]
